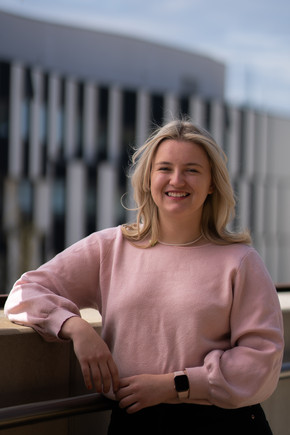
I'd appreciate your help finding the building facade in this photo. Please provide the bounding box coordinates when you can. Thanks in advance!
[0,10,290,292]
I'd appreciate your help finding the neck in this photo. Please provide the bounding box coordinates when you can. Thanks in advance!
[157,217,202,246]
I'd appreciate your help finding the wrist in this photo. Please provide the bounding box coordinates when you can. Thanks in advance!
[60,316,87,340]
[174,370,190,400]
[158,373,177,402]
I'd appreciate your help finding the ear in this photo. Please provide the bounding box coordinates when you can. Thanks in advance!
[208,184,214,195]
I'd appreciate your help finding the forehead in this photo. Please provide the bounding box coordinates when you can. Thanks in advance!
[153,139,209,163]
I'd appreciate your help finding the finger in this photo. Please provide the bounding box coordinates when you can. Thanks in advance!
[97,362,113,393]
[118,377,130,387]
[89,363,103,393]
[115,384,131,401]
[108,359,120,392]
[80,362,94,390]
[118,395,141,413]
[118,393,136,409]
[115,378,132,400]
[126,402,141,414]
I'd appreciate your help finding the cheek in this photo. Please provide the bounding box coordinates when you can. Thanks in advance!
[150,175,163,202]
[196,176,213,195]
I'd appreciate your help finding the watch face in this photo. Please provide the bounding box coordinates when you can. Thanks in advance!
[175,374,189,392]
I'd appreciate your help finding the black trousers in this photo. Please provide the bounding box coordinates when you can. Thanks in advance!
[107,403,273,435]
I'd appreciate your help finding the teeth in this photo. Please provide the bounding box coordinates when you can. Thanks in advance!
[167,192,188,197]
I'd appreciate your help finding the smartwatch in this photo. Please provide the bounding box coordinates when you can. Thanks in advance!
[174,371,190,399]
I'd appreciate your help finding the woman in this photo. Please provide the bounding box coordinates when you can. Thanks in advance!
[5,119,284,434]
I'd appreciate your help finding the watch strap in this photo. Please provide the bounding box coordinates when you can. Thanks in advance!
[174,371,189,399]
[174,370,185,377]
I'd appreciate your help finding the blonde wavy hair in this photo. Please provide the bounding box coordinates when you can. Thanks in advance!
[121,119,251,246]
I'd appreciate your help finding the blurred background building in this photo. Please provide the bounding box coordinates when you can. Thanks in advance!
[0,9,290,292]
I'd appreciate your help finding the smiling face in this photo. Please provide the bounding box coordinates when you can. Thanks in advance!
[150,139,213,228]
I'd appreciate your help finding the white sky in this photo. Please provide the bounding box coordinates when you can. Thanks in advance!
[0,0,290,116]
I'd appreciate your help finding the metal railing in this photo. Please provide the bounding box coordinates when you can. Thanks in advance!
[0,393,116,430]
[0,363,289,430]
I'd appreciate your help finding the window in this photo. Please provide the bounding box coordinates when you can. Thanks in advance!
[0,61,10,292]
[57,77,66,158]
[179,96,189,118]
[121,89,136,176]
[52,174,66,253]
[0,61,10,175]
[22,68,34,176]
[238,109,246,175]
[97,86,109,161]
[76,82,84,158]
[40,73,49,176]
[0,232,7,293]
[86,166,97,235]
[18,179,33,220]
[150,94,164,127]
[204,100,211,132]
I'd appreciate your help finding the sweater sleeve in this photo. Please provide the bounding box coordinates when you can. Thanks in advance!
[4,233,105,341]
[185,249,284,408]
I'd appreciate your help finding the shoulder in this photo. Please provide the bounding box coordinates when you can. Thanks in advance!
[203,242,255,259]
[88,226,122,243]
[215,244,274,286]
[54,226,124,260]
[79,226,125,253]
[203,242,265,271]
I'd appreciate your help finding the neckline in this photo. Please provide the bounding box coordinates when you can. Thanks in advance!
[156,233,203,247]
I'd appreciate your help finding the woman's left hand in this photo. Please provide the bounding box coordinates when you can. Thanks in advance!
[115,373,176,413]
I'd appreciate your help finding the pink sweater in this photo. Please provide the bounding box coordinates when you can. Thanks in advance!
[5,226,284,408]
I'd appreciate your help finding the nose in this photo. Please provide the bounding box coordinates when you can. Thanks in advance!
[170,169,185,186]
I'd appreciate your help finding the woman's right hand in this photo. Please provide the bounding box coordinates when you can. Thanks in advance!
[60,316,119,393]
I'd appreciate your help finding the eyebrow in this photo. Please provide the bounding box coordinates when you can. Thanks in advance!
[154,161,203,167]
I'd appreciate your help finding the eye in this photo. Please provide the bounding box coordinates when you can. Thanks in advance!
[158,166,171,171]
[187,168,199,173]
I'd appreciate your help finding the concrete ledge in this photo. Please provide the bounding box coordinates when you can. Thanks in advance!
[0,309,102,408]
[0,308,108,434]
[0,308,102,335]
[279,292,290,362]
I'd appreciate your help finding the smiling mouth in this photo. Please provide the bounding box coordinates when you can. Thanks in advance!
[166,192,189,198]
